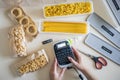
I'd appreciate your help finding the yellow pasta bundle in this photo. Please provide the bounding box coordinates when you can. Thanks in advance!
[44,1,93,17]
[42,21,88,34]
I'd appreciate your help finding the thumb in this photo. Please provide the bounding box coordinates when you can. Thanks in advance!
[68,57,80,69]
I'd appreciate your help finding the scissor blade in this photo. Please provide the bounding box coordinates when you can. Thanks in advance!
[77,49,94,58]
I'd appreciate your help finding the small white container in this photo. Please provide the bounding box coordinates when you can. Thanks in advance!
[43,1,94,18]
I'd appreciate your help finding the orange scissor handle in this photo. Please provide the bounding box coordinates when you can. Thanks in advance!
[98,57,107,66]
[92,57,107,69]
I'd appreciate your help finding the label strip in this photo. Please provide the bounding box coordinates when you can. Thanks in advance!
[85,33,120,65]
[87,12,120,48]
[106,0,120,25]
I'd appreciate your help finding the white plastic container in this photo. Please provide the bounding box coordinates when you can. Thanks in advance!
[43,1,94,18]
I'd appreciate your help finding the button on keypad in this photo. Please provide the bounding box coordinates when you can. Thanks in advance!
[56,47,74,65]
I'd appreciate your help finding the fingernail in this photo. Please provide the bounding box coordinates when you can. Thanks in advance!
[68,57,71,60]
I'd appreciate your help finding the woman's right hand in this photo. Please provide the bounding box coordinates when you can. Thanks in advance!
[68,47,85,71]
[68,47,97,80]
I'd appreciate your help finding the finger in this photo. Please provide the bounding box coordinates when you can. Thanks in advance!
[54,58,58,71]
[68,57,80,69]
[72,47,81,61]
[60,68,66,77]
[51,58,57,72]
[72,47,80,57]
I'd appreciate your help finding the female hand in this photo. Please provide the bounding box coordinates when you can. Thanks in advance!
[68,47,85,71]
[68,47,97,80]
[50,58,66,80]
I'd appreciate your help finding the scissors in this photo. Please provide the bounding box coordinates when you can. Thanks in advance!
[77,49,107,69]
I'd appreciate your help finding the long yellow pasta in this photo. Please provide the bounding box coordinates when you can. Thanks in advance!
[42,21,88,34]
[44,1,93,17]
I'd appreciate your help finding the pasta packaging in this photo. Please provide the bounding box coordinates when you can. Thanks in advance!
[8,25,27,57]
[9,6,39,39]
[42,21,88,34]
[14,49,49,76]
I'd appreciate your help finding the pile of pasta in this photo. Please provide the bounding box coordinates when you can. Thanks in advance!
[8,6,49,76]
[9,25,27,57]
[14,49,49,76]
[44,1,93,17]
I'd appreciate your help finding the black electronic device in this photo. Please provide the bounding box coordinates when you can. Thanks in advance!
[53,40,75,68]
